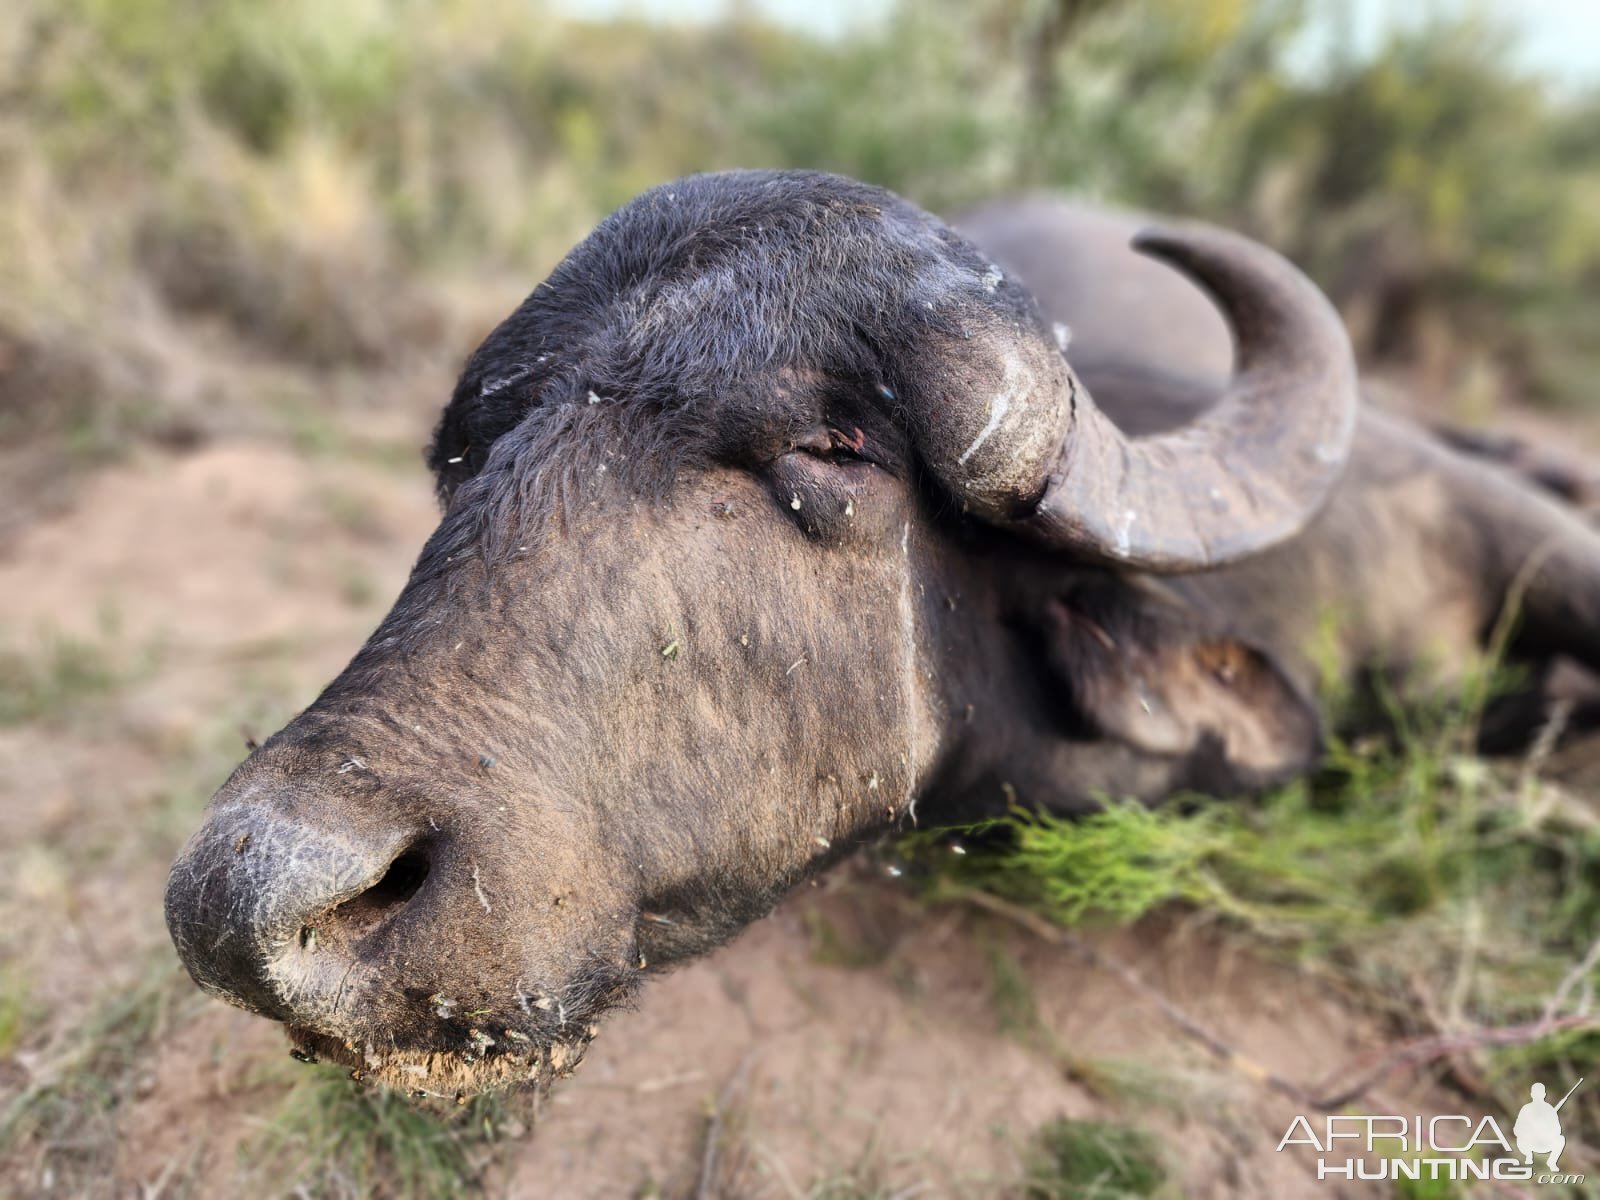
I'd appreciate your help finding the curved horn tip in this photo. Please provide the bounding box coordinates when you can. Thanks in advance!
[1129,223,1178,251]
[1128,224,1206,270]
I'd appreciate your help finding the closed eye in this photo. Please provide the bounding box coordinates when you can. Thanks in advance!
[793,425,878,466]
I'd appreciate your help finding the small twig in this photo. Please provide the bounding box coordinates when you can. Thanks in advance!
[696,1052,756,1200]
[1403,970,1488,1097]
[633,1069,705,1095]
[1520,697,1573,798]
[1444,899,1484,1032]
[1307,1015,1600,1110]
[1543,930,1600,1025]
[696,1109,724,1200]
[1463,532,1563,747]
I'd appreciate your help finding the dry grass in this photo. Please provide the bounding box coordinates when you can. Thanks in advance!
[3,0,1599,537]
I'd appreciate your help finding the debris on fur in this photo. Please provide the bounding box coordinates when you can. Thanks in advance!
[286,1024,595,1105]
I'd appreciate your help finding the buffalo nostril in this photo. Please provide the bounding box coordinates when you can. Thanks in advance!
[166,807,433,1021]
[313,847,432,944]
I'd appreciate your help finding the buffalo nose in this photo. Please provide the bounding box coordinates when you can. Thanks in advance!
[164,802,429,1023]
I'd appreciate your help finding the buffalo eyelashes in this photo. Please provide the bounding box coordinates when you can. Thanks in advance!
[793,425,873,465]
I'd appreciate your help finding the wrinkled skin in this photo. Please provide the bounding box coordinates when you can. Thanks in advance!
[165,172,1600,1100]
[168,463,942,1095]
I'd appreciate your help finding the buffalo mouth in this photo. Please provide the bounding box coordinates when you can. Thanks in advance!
[285,1022,598,1103]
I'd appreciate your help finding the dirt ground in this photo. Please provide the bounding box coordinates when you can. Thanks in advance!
[0,421,1540,1198]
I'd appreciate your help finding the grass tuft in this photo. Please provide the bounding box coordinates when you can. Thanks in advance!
[986,942,1045,1041]
[917,716,1600,980]
[0,634,128,725]
[241,1065,518,1200]
[0,975,28,1059]
[1020,1118,1166,1199]
[0,963,189,1197]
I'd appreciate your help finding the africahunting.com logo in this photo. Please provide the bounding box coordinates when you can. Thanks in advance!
[1277,1078,1585,1185]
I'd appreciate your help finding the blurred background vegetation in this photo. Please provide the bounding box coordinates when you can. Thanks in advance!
[4,0,1600,528]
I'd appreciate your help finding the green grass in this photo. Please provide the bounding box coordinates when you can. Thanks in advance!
[906,682,1600,1184]
[918,720,1600,981]
[0,975,28,1059]
[241,1068,518,1200]
[801,904,901,970]
[336,563,381,610]
[1020,1118,1167,1200]
[0,962,191,1198]
[0,633,131,725]
[987,942,1045,1041]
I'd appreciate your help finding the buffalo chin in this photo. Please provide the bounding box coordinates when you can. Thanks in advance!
[285,1024,596,1104]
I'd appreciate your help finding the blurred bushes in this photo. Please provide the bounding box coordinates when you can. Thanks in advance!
[1208,15,1600,410]
[2,0,1599,501]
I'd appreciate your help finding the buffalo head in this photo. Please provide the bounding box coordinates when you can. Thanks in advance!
[164,170,1358,1097]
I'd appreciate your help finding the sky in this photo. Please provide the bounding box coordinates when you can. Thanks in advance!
[566,0,1600,85]
[1340,0,1599,83]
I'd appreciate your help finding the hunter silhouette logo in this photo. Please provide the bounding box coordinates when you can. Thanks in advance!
[1277,1077,1587,1185]
[1516,1079,1581,1171]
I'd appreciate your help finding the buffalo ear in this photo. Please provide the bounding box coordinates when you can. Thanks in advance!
[1042,596,1320,792]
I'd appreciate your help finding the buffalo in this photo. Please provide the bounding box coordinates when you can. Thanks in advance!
[164,170,1600,1099]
